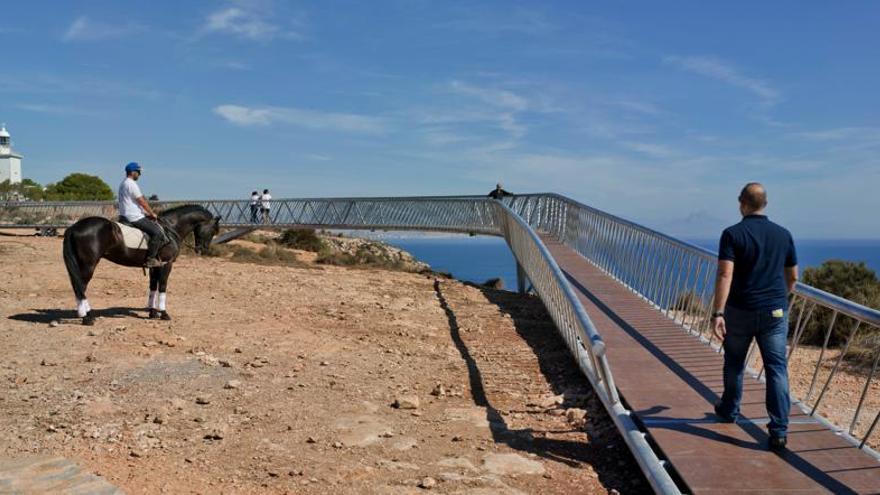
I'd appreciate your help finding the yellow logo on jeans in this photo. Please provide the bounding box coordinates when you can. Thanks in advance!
[772,309,784,318]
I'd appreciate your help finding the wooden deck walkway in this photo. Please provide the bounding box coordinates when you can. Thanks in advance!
[542,235,880,494]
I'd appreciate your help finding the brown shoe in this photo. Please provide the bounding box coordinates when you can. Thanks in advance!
[144,257,164,268]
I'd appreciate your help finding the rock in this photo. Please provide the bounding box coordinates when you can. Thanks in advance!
[430,384,446,397]
[224,380,241,390]
[539,395,564,408]
[565,408,587,423]
[129,449,143,458]
[306,436,317,443]
[49,320,60,328]
[482,453,545,476]
[393,395,420,410]
[195,396,211,405]
[418,477,437,489]
[332,441,343,449]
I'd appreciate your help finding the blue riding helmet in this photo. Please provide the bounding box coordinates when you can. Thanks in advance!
[125,162,142,174]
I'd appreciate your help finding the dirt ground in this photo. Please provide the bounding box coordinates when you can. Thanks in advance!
[0,235,649,494]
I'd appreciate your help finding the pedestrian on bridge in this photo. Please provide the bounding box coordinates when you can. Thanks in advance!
[711,182,799,453]
[488,182,512,199]
[260,189,272,224]
[249,191,260,224]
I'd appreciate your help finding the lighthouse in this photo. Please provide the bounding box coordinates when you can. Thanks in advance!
[0,124,23,185]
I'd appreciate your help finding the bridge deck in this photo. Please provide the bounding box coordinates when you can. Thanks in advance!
[541,235,880,494]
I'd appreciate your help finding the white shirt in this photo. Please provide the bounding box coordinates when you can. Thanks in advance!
[118,177,145,222]
[250,193,260,205]
[260,193,272,209]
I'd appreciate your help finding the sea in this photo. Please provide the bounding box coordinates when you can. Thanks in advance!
[382,234,880,291]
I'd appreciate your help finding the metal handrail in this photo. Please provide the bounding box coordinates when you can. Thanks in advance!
[518,193,880,454]
[490,200,679,494]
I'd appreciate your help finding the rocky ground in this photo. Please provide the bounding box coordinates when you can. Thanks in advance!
[0,234,648,494]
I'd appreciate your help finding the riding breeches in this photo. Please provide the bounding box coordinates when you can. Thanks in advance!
[128,217,166,259]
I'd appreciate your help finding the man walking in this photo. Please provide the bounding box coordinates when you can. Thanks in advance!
[712,182,798,452]
[118,162,165,268]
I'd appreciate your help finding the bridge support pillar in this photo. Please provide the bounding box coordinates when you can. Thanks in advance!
[516,262,529,294]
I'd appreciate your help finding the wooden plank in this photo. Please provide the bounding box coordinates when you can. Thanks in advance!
[541,236,880,494]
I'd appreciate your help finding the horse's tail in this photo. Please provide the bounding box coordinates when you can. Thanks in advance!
[63,230,86,300]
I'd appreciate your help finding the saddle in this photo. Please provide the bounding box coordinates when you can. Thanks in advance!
[115,222,149,250]
[115,219,178,253]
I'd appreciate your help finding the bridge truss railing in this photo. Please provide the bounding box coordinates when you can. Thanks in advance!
[508,193,880,454]
[0,195,680,493]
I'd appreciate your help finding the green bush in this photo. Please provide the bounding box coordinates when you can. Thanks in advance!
[798,260,880,348]
[279,228,325,252]
[44,173,114,201]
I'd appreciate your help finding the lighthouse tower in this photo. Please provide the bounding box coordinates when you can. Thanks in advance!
[0,124,23,185]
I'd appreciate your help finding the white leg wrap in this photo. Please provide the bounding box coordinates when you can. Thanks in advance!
[85,299,91,312]
[148,290,158,309]
[76,299,88,318]
[158,293,167,311]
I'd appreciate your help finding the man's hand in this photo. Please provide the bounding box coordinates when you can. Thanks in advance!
[147,211,158,220]
[712,316,726,341]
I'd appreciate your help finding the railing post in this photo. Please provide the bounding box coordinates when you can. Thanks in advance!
[517,261,529,294]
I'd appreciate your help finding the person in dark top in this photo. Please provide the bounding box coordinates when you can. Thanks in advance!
[488,182,512,199]
[711,182,799,453]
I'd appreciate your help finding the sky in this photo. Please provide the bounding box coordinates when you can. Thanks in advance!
[1,1,878,238]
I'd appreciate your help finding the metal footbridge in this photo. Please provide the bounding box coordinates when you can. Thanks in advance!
[3,194,879,493]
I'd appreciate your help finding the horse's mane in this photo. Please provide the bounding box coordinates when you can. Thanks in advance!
[160,204,212,219]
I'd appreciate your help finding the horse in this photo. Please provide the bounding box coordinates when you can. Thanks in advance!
[62,204,221,325]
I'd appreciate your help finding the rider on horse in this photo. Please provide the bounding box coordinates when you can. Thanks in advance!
[118,162,166,268]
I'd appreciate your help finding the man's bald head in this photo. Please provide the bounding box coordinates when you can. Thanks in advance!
[739,182,767,213]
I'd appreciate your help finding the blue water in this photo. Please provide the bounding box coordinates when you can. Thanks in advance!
[387,236,519,289]
[387,235,880,291]
[687,239,880,273]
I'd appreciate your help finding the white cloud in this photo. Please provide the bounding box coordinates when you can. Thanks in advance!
[15,103,100,117]
[214,104,386,134]
[63,16,144,42]
[449,80,528,111]
[664,55,780,104]
[437,8,556,35]
[203,5,304,41]
[621,141,676,158]
[793,127,880,142]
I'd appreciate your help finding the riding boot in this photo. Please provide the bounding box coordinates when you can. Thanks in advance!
[144,230,165,267]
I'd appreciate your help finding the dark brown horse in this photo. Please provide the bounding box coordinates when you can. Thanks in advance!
[62,205,220,325]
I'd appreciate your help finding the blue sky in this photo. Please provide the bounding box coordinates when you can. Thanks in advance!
[1,1,878,238]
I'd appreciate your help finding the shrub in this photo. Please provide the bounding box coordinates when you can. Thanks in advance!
[798,260,880,348]
[44,173,114,201]
[279,228,325,252]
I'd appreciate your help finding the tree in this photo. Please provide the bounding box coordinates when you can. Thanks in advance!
[798,260,880,347]
[44,173,114,201]
[0,178,44,201]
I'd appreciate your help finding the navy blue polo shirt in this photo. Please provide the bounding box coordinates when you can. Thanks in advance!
[718,215,798,311]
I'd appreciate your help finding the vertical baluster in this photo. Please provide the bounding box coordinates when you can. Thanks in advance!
[850,341,880,435]
[805,310,839,402]
[811,319,861,416]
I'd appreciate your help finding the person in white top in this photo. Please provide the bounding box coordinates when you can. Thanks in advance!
[249,190,260,223]
[260,189,272,224]
[118,162,165,268]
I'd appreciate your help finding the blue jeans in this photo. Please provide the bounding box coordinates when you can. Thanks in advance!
[717,305,791,438]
